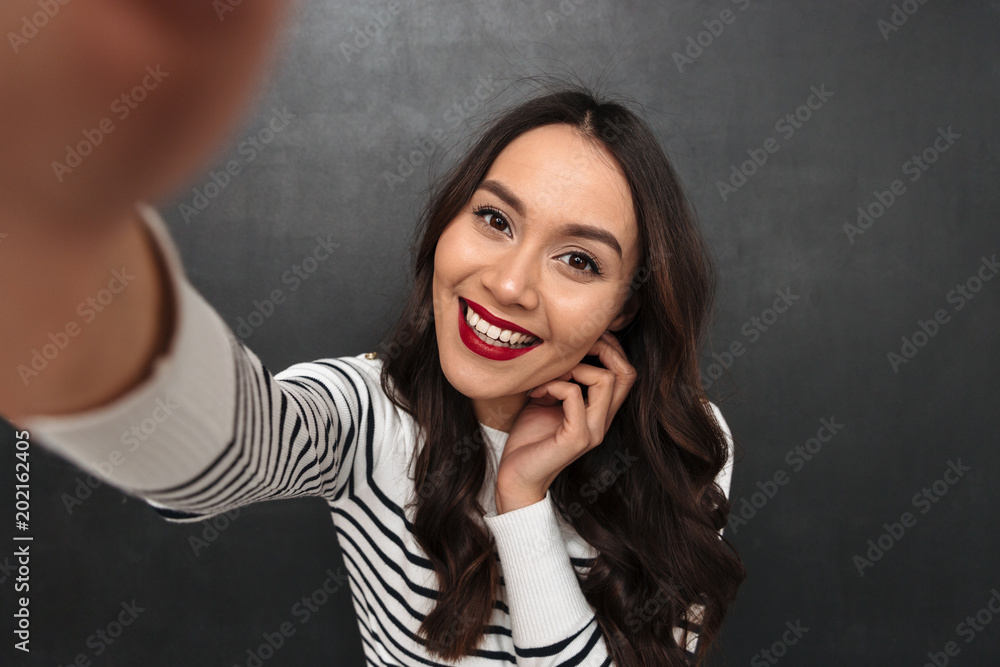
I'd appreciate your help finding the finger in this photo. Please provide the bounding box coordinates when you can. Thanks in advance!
[559,362,617,437]
[598,329,628,357]
[590,333,637,413]
[594,331,632,377]
[536,380,591,454]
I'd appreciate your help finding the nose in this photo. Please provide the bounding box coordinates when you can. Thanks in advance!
[479,243,540,312]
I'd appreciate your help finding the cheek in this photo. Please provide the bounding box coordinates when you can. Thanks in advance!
[433,232,457,291]
[551,294,621,345]
[435,225,481,284]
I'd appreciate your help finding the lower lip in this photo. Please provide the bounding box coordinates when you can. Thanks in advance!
[457,299,541,361]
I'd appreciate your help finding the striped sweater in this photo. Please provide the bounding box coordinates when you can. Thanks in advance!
[21,203,734,666]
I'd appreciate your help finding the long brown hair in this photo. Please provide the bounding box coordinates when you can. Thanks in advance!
[378,86,745,665]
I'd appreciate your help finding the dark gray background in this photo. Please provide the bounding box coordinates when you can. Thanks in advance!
[3,0,999,665]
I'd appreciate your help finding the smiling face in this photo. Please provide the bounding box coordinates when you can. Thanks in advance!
[431,123,641,431]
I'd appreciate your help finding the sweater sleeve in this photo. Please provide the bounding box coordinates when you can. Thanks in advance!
[16,203,385,522]
[483,491,613,666]
[480,400,737,665]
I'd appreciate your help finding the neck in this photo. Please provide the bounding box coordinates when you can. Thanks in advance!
[472,392,529,433]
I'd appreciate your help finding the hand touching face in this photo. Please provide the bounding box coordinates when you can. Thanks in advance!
[432,123,640,429]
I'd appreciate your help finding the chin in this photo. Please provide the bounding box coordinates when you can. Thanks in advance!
[437,349,504,400]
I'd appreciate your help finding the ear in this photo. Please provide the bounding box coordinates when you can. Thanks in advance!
[608,292,640,332]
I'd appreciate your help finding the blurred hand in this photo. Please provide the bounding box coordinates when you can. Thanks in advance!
[0,0,296,230]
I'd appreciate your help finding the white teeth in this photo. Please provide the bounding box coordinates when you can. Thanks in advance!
[463,302,538,348]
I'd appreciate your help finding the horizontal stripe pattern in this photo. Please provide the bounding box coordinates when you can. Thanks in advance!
[139,326,622,665]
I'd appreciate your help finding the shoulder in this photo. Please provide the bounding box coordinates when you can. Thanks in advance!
[273,350,384,386]
[271,350,397,423]
[703,400,732,444]
[701,399,734,500]
[277,350,414,473]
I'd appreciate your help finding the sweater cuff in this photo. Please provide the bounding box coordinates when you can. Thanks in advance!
[482,490,596,646]
[17,202,237,493]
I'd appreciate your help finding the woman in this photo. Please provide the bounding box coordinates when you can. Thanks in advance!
[1,3,743,665]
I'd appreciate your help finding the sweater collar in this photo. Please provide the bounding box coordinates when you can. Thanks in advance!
[477,422,509,470]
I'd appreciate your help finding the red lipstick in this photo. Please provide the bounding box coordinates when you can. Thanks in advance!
[458,298,541,361]
[463,298,540,338]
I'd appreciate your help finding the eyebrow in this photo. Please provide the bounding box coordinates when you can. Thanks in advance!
[477,179,624,259]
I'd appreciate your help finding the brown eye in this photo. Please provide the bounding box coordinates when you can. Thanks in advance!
[557,251,603,276]
[473,206,511,235]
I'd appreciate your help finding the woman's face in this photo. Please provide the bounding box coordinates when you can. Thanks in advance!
[432,123,641,430]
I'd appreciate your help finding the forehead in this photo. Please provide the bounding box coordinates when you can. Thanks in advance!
[483,124,639,267]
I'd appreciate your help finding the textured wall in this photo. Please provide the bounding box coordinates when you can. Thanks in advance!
[2,1,998,664]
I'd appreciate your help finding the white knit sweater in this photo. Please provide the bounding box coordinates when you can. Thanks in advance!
[20,204,734,666]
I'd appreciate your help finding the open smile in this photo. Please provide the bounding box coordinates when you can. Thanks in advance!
[458,298,542,360]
